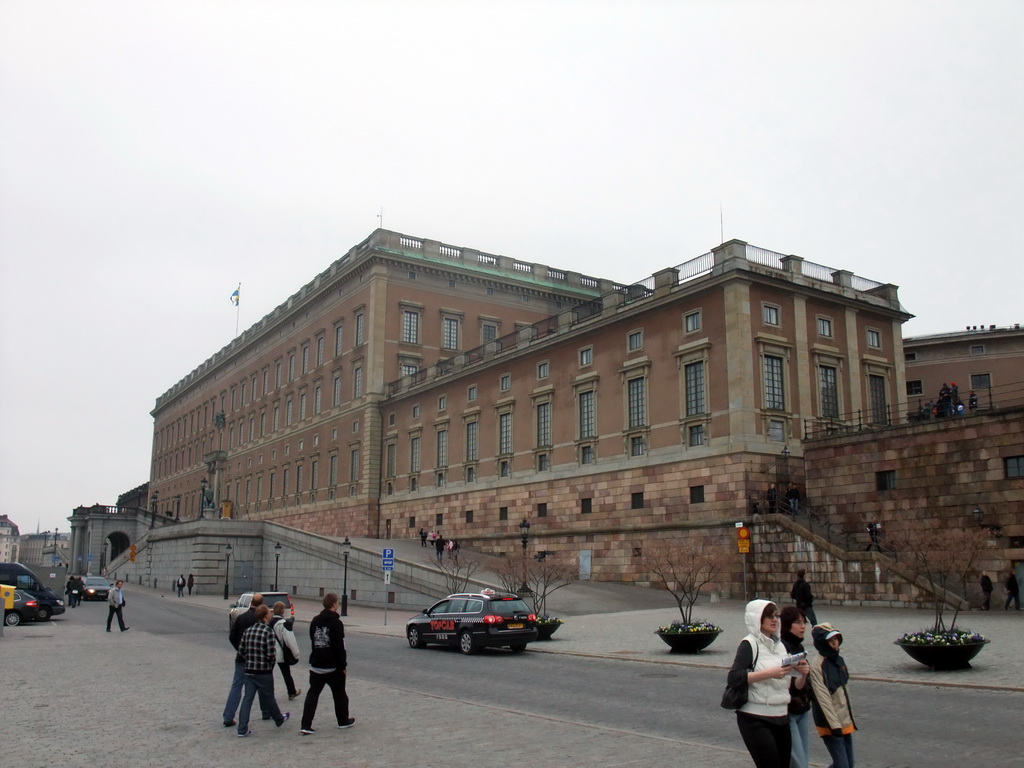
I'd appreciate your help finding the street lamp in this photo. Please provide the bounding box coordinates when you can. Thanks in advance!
[199,478,208,519]
[341,537,351,616]
[223,543,232,600]
[274,542,282,591]
[519,519,531,551]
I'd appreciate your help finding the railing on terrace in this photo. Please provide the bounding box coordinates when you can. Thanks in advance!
[678,251,713,283]
[803,405,893,440]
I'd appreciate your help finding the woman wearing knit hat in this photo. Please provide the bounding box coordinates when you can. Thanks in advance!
[807,623,857,768]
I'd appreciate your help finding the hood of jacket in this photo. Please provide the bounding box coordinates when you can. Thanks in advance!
[744,598,778,641]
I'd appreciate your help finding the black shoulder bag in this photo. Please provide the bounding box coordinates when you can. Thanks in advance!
[721,637,759,710]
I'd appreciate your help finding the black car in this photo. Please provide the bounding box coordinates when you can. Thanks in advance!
[82,576,112,601]
[4,590,42,626]
[406,590,538,654]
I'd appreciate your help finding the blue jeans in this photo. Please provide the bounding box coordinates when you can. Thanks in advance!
[223,660,268,722]
[788,710,810,768]
[238,673,284,734]
[822,733,854,768]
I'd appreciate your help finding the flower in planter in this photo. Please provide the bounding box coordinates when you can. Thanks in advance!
[657,619,722,634]
[536,615,564,626]
[896,628,987,646]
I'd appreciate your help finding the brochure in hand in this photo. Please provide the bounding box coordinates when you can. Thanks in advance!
[781,651,806,676]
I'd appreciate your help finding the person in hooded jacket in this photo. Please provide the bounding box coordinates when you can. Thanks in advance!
[729,599,810,768]
[807,623,856,768]
[780,606,812,768]
[299,593,355,735]
[270,602,302,701]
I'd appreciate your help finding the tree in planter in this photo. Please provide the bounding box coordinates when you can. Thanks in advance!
[425,549,485,595]
[641,536,730,629]
[888,525,992,638]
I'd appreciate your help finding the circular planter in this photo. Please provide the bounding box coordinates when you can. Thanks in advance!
[656,629,723,653]
[895,640,989,670]
[535,622,563,641]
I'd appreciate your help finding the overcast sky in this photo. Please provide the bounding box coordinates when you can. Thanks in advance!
[1,1,1021,536]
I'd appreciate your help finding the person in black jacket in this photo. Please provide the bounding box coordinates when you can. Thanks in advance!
[223,593,268,727]
[780,606,812,768]
[790,570,817,626]
[299,593,355,735]
[980,571,993,611]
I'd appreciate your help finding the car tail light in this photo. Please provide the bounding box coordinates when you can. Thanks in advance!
[528,613,536,622]
[482,615,504,624]
[26,600,38,607]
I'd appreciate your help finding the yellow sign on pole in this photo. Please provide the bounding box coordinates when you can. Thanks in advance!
[738,539,750,554]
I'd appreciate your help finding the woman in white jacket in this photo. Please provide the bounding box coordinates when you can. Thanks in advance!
[270,603,302,700]
[728,599,810,768]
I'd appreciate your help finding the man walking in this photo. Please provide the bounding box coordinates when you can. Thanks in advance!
[106,580,129,632]
[176,574,186,597]
[1005,570,1020,611]
[790,569,817,626]
[236,605,290,736]
[300,593,355,735]
[980,571,993,611]
[223,593,268,727]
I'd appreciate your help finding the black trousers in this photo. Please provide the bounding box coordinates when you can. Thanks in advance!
[106,605,126,631]
[736,712,791,768]
[300,669,348,729]
[277,662,298,697]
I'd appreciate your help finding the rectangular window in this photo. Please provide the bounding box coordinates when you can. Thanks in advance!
[401,363,419,377]
[499,412,512,454]
[537,453,549,471]
[465,466,475,483]
[579,390,595,439]
[438,395,446,411]
[630,435,645,456]
[684,361,705,416]
[335,325,344,356]
[282,468,289,495]
[499,460,510,477]
[819,365,839,418]
[316,337,324,366]
[465,421,478,462]
[353,367,363,398]
[349,449,359,483]
[262,370,269,395]
[302,345,310,374]
[628,330,643,351]
[410,436,421,472]
[537,502,547,518]
[631,491,644,509]
[311,459,318,490]
[970,344,985,355]
[500,373,511,391]
[295,464,303,493]
[579,347,593,366]
[1005,456,1024,478]
[869,374,887,425]
[867,329,882,349]
[299,393,307,420]
[269,472,276,498]
[499,506,508,521]
[690,485,705,504]
[904,351,917,362]
[482,323,498,343]
[536,402,551,447]
[402,310,420,344]
[333,375,342,407]
[688,424,705,446]
[627,376,646,429]
[817,317,833,337]
[685,310,701,333]
[288,354,295,381]
[329,455,338,486]
[355,313,365,345]
[386,443,396,478]
[764,355,785,409]
[971,373,991,389]
[537,361,549,379]
[876,469,896,490]
[467,385,477,402]
[465,510,474,524]
[275,361,282,388]
[763,305,780,326]
[286,398,293,426]
[436,429,448,468]
[581,445,594,464]
[273,405,280,431]
[768,419,785,442]
[581,497,592,514]
[443,317,459,350]
[906,379,923,396]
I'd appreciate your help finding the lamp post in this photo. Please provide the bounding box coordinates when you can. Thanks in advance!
[223,543,232,600]
[341,536,351,616]
[199,478,208,519]
[519,518,531,551]
[274,542,282,591]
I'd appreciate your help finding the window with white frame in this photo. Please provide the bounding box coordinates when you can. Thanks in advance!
[630,435,645,456]
[302,345,310,374]
[299,392,307,420]
[482,322,498,343]
[443,317,460,350]
[627,330,643,351]
[685,310,701,333]
[627,376,647,429]
[580,445,594,464]
[578,389,595,439]
[500,373,511,391]
[438,395,446,411]
[353,367,363,398]
[867,328,882,349]
[579,347,593,366]
[465,421,478,462]
[286,398,294,426]
[316,336,324,366]
[688,424,705,446]
[436,428,448,468]
[334,324,343,356]
[817,317,833,338]
[401,362,418,377]
[467,385,477,401]
[402,310,420,344]
[349,449,359,482]
[498,411,513,454]
[537,361,549,379]
[536,401,551,447]
[329,455,337,486]
[313,384,322,415]
[354,313,365,345]
[971,373,991,389]
[333,374,341,407]
[763,304,780,326]
[409,435,421,473]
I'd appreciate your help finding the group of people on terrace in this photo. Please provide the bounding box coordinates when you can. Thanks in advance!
[913,381,979,421]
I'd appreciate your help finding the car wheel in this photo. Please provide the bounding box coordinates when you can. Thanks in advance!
[407,627,425,649]
[4,611,21,627]
[508,643,527,653]
[37,606,52,621]
[459,630,478,655]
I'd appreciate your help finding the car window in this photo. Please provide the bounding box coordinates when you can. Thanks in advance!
[488,598,531,617]
[240,595,251,609]
[428,600,451,615]
[446,599,467,613]
[266,596,289,611]
[465,599,484,613]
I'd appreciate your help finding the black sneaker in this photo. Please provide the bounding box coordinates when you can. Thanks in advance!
[276,713,290,727]
[237,730,253,738]
[223,720,237,727]
[337,718,355,729]
[299,727,316,735]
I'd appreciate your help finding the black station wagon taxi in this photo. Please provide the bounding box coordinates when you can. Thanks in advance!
[406,590,538,654]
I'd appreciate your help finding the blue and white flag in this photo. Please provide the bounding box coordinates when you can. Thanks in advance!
[230,285,240,306]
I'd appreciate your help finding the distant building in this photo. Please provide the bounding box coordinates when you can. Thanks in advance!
[148,230,912,583]
[903,325,1024,416]
[19,531,70,568]
[1,514,21,562]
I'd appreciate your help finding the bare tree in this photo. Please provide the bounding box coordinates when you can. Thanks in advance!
[424,550,485,595]
[641,536,731,626]
[522,554,577,616]
[487,554,527,596]
[887,526,992,633]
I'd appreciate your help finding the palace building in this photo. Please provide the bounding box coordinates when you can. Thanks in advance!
[150,229,911,581]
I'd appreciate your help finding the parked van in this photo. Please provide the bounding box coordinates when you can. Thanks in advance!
[0,563,66,620]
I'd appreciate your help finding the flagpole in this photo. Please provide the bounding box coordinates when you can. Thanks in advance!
[234,283,241,338]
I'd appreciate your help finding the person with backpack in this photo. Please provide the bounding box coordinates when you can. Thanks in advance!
[270,602,302,701]
[176,574,186,597]
[728,599,809,768]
